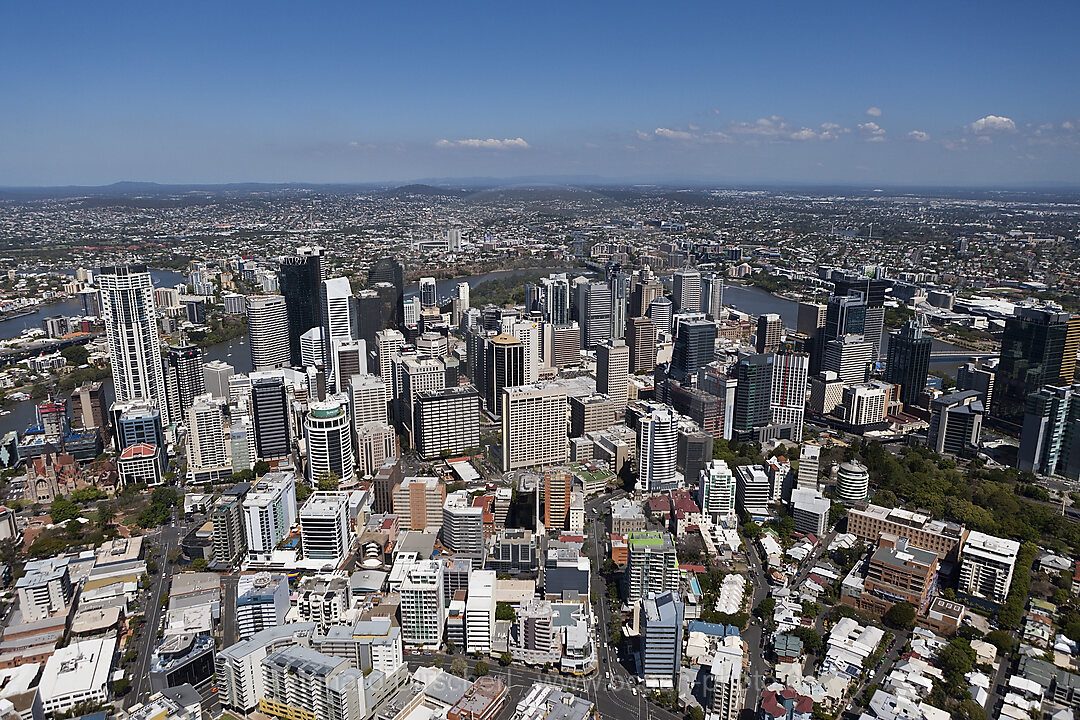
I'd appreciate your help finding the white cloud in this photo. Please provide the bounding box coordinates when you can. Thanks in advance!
[865,106,882,117]
[728,116,842,141]
[907,130,930,142]
[867,136,886,142]
[967,115,1016,134]
[435,137,530,149]
[654,127,697,141]
[858,121,886,136]
[651,127,731,144]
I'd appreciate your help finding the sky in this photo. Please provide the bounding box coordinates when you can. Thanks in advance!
[2,1,1079,187]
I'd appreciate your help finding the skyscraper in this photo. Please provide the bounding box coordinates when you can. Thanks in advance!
[368,257,404,329]
[699,459,736,525]
[246,296,291,371]
[278,246,326,366]
[641,591,684,687]
[671,320,717,382]
[509,320,542,384]
[956,358,996,414]
[304,399,355,486]
[638,406,679,492]
[98,265,170,424]
[543,470,574,531]
[1017,384,1080,479]
[733,354,772,441]
[500,384,568,472]
[413,385,480,460]
[755,314,783,354]
[797,301,828,376]
[418,277,437,309]
[626,316,657,374]
[648,296,673,335]
[322,277,355,392]
[631,266,665,318]
[577,281,613,348]
[672,267,701,313]
[822,335,874,385]
[251,375,291,461]
[885,315,932,407]
[824,295,866,343]
[770,351,809,440]
[609,269,630,340]
[928,390,984,458]
[186,396,231,483]
[163,344,206,426]
[485,334,525,414]
[596,338,630,411]
[991,307,1080,431]
[540,274,571,326]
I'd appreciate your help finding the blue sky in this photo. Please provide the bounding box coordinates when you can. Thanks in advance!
[2,1,1079,186]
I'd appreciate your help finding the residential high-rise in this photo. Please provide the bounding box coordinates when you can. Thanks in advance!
[374,329,405,380]
[733,354,772,441]
[212,484,248,566]
[485,334,525,414]
[304,399,354,486]
[277,246,326,366]
[243,472,298,564]
[638,406,679,492]
[186,396,231,483]
[501,384,568,472]
[958,531,1020,605]
[672,267,701,313]
[259,646,367,720]
[928,390,984,458]
[670,319,717,382]
[98,265,171,424]
[413,385,480,459]
[755,314,783,354]
[991,307,1080,431]
[163,344,206,426]
[707,653,743,720]
[836,460,870,504]
[399,560,444,649]
[576,281,613,349]
[299,491,352,564]
[355,422,397,477]
[442,491,485,554]
[885,315,932,407]
[796,443,821,489]
[465,570,497,654]
[797,301,828,375]
[735,465,771,516]
[236,573,290,640]
[625,531,680,603]
[247,296,291,371]
[596,339,630,411]
[626,316,657,374]
[956,358,996,414]
[251,376,291,461]
[368,257,405,329]
[1018,384,1080,479]
[641,591,684,687]
[647,296,673,335]
[699,459,736,525]
[822,335,874,385]
[770,351,809,440]
[393,476,446,531]
[543,470,573,531]
[790,488,830,537]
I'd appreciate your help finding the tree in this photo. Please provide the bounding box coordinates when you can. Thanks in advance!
[473,661,490,677]
[61,345,91,367]
[742,522,762,540]
[450,657,468,677]
[191,558,209,572]
[94,504,115,529]
[499,653,512,666]
[984,630,1015,656]
[495,602,516,622]
[884,602,916,630]
[686,707,705,720]
[112,678,131,696]
[50,498,80,524]
[754,598,776,619]
[71,487,107,503]
[254,460,271,476]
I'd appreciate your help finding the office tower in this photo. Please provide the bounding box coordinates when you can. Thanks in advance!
[678,429,713,485]
[330,340,367,394]
[485,334,525,414]
[368,257,405,328]
[260,645,367,720]
[98,265,171,424]
[247,296,291,371]
[700,273,724,319]
[735,465,771,516]
[836,460,870,504]
[186,397,232,483]
[464,570,497,654]
[300,327,325,368]
[413,385,480,459]
[638,406,679,492]
[501,384,568,472]
[321,278,354,388]
[415,332,447,359]
[733,354,772,441]
[569,394,614,437]
[537,273,571,326]
[797,443,821,489]
[509,320,542,383]
[231,416,256,473]
[400,560,444,649]
[625,531,680,602]
[355,422,397,476]
[699,459,736,525]
[278,246,326,366]
[833,271,889,357]
[756,314,783,354]
[1018,385,1080,479]
[393,476,446,531]
[928,390,984,458]
[352,287,386,343]
[396,355,446,428]
[543,322,582,368]
[418,277,438,309]
[957,358,996,413]
[797,301,828,375]
[348,373,389,426]
[576,281,613,349]
[790,488,830,536]
[626,316,657,374]
[113,400,164,454]
[251,376,291,460]
[203,360,234,401]
[647,296,673,335]
[770,351,809,440]
[822,335,874,385]
[305,399,354,486]
[609,270,630,340]
[70,381,108,432]
[235,573,290,640]
[212,485,248,567]
[958,531,1020,605]
[596,339,630,411]
[824,295,866,342]
[992,307,1080,431]
[671,319,717,382]
[542,470,573,531]
[885,315,932,406]
[629,266,664,317]
[402,296,420,328]
[243,472,297,564]
[451,281,470,324]
[299,491,352,563]
[672,267,701,313]
[374,329,405,380]
[163,344,205,427]
[442,490,485,554]
[641,591,684,686]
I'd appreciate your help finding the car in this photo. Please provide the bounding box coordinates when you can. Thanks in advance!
[631,688,637,696]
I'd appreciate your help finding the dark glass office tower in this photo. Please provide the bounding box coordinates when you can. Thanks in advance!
[278,247,326,366]
[251,376,291,460]
[733,353,773,441]
[991,307,1080,431]
[163,344,206,424]
[368,257,405,329]
[884,315,932,407]
[670,320,717,382]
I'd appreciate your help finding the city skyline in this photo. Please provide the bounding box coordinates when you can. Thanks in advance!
[3,1,1079,187]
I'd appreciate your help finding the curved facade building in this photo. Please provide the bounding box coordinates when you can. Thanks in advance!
[304,400,354,486]
[836,460,870,504]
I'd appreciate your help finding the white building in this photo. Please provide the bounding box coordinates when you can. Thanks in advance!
[706,654,743,720]
[301,327,325,368]
[216,624,317,713]
[118,442,163,486]
[466,569,496,654]
[958,531,1021,605]
[322,277,355,393]
[186,395,231,483]
[510,320,543,384]
[790,488,830,537]
[246,296,291,371]
[236,572,291,639]
[355,422,398,478]
[501,384,569,472]
[259,645,367,720]
[442,491,484,554]
[16,558,72,621]
[735,465,771,517]
[400,560,444,649]
[348,374,389,426]
[638,406,679,493]
[39,636,116,713]
[770,352,808,440]
[797,443,821,490]
[699,459,737,526]
[300,492,353,566]
[596,338,630,411]
[296,575,350,631]
[374,329,405,381]
[243,472,298,564]
[305,399,355,486]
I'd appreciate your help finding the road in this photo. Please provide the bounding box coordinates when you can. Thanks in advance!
[221,573,239,648]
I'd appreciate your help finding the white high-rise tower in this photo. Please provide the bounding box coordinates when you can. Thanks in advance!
[322,277,355,391]
[246,295,291,371]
